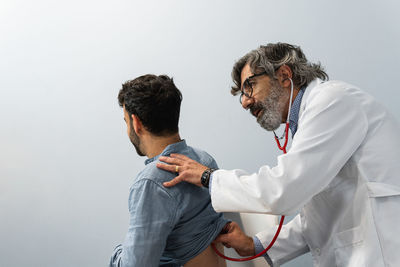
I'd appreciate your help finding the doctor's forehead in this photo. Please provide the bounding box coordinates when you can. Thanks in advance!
[240,64,254,85]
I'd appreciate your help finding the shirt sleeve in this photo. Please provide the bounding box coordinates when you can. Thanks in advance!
[210,87,368,215]
[208,158,219,169]
[110,178,177,267]
[253,236,274,266]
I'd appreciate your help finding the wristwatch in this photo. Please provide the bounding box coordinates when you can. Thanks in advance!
[201,168,217,188]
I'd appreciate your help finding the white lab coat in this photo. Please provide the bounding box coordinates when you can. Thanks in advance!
[211,79,400,267]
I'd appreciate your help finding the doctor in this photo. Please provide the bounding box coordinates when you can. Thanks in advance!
[157,43,400,266]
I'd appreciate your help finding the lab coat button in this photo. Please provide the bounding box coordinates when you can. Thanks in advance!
[315,248,321,255]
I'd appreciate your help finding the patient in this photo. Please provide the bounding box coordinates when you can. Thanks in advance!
[109,74,228,267]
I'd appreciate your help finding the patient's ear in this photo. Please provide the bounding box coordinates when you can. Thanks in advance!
[131,114,143,135]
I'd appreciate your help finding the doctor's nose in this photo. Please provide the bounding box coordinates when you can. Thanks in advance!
[241,94,254,110]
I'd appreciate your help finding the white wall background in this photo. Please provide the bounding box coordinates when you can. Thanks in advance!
[1,0,399,266]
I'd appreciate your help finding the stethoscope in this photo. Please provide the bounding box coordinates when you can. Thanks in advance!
[211,78,295,262]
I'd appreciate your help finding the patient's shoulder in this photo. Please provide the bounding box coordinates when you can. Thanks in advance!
[187,146,218,169]
[134,161,176,186]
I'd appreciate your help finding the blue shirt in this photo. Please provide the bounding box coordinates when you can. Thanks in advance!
[288,87,304,137]
[110,140,228,267]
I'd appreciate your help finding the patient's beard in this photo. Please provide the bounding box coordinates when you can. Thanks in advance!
[129,121,145,156]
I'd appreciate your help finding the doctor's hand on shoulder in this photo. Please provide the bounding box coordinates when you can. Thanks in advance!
[157,153,207,187]
[214,222,255,257]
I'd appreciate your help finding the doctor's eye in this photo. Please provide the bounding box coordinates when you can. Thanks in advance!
[242,81,253,94]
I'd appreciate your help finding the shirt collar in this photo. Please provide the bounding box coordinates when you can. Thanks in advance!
[144,139,187,165]
[289,87,305,137]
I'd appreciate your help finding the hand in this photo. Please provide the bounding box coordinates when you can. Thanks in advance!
[214,222,255,257]
[156,153,208,187]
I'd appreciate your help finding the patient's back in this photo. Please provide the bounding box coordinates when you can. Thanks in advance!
[139,140,228,266]
[184,243,226,267]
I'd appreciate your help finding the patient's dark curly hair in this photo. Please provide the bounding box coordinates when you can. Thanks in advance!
[118,74,182,136]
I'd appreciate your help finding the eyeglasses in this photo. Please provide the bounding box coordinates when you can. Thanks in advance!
[239,72,267,104]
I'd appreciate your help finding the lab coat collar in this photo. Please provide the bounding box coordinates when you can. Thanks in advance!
[298,78,323,119]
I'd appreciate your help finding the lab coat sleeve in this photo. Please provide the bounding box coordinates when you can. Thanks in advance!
[109,179,176,267]
[210,87,368,215]
[255,214,310,266]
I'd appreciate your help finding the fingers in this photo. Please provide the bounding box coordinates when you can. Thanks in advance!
[213,221,239,244]
[215,222,234,243]
[158,156,184,166]
[221,222,233,234]
[214,233,234,248]
[156,163,177,173]
[163,175,184,187]
[157,163,184,187]
[227,221,239,232]
[214,234,226,243]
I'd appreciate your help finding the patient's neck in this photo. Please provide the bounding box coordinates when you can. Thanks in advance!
[143,132,181,158]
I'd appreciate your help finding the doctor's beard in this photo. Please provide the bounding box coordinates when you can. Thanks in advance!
[254,80,289,131]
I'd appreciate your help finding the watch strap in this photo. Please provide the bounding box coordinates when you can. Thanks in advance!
[201,168,217,188]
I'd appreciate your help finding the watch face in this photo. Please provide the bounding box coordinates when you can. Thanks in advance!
[201,169,210,187]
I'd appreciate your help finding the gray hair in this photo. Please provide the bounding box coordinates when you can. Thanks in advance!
[231,43,329,95]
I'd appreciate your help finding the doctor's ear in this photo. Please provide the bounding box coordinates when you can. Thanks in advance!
[276,65,293,88]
